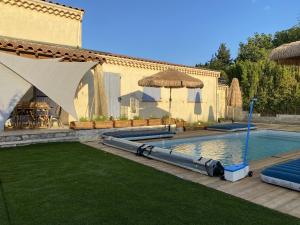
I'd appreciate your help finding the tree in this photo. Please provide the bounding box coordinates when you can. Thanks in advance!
[196,43,232,82]
[273,26,300,47]
[237,33,273,62]
[196,24,300,115]
[232,31,300,113]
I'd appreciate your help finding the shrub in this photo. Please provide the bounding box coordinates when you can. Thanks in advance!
[149,115,159,119]
[79,117,89,122]
[161,114,170,121]
[119,115,128,120]
[133,115,142,120]
[93,115,108,122]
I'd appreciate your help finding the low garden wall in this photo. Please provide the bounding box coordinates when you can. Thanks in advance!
[242,112,300,124]
[0,125,175,148]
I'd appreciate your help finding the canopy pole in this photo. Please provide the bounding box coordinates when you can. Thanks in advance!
[168,88,172,132]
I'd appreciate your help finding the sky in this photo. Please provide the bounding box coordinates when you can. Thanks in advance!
[57,0,299,66]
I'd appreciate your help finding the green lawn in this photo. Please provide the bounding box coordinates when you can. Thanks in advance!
[0,143,299,225]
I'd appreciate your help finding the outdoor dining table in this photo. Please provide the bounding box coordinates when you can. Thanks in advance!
[12,102,50,129]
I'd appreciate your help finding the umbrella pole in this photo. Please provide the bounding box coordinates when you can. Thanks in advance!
[168,88,172,132]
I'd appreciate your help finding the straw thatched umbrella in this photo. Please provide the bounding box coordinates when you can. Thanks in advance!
[227,78,242,121]
[138,68,204,129]
[270,41,300,65]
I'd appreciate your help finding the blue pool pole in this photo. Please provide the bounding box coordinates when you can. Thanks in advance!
[243,98,257,164]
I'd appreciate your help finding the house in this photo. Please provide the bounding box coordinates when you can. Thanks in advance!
[0,0,228,127]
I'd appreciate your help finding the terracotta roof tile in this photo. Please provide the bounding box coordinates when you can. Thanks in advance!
[0,36,104,63]
[94,50,219,74]
[40,0,84,12]
[0,36,220,77]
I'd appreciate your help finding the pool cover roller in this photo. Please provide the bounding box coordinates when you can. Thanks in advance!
[103,136,224,177]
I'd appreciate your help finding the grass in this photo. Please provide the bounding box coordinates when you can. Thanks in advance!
[0,142,299,225]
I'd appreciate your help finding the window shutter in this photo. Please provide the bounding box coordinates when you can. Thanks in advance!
[142,87,161,102]
[187,88,201,103]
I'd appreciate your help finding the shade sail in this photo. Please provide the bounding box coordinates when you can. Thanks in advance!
[0,63,31,130]
[269,41,300,65]
[138,68,204,88]
[0,52,98,130]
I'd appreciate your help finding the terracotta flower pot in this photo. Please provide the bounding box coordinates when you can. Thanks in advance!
[131,119,148,127]
[113,120,132,128]
[162,118,176,125]
[147,119,162,126]
[70,121,94,130]
[94,120,113,129]
[175,121,186,128]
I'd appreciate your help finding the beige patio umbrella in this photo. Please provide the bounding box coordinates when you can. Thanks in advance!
[93,64,108,117]
[138,68,204,130]
[270,41,300,65]
[227,78,242,121]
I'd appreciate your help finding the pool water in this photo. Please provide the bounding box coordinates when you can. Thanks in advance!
[149,130,300,166]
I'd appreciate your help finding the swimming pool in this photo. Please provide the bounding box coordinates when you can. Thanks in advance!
[148,130,300,166]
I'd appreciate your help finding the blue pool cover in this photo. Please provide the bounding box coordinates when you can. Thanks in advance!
[261,158,300,191]
[207,123,256,132]
[102,129,176,140]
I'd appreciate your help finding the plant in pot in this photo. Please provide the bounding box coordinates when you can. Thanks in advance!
[147,116,162,126]
[113,115,132,128]
[185,120,207,131]
[70,117,94,130]
[175,118,186,128]
[162,114,176,125]
[93,115,113,129]
[131,115,147,127]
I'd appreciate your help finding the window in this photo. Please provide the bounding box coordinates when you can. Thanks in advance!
[187,88,201,103]
[142,87,161,102]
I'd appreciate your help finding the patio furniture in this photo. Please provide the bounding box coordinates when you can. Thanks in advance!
[12,101,50,129]
[50,105,62,128]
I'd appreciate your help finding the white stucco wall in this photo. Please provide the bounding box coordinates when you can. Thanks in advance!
[101,63,219,122]
[0,0,83,47]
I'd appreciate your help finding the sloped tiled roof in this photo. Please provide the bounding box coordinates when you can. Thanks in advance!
[0,0,84,20]
[0,36,220,77]
[40,0,84,12]
[0,36,104,63]
[95,50,220,77]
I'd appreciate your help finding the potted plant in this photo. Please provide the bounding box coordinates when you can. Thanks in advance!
[147,116,162,126]
[70,117,94,130]
[113,115,132,128]
[218,117,225,123]
[162,115,176,125]
[175,118,186,128]
[93,115,113,129]
[131,116,147,127]
[184,121,208,131]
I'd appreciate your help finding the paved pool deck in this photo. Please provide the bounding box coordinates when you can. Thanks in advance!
[85,123,300,218]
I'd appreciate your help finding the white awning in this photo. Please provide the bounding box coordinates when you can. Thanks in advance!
[0,52,98,130]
